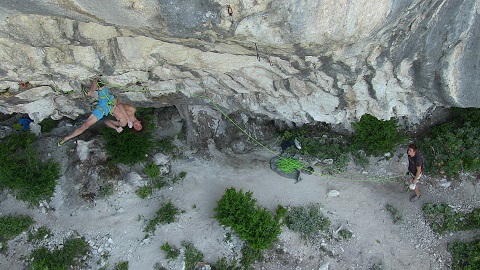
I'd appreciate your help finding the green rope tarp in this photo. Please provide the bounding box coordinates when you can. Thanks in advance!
[270,156,301,182]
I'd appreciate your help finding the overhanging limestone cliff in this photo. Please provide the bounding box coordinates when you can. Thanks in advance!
[0,0,478,129]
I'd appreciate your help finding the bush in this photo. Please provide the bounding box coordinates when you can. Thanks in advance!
[101,108,155,165]
[422,203,480,234]
[240,244,263,269]
[351,114,406,156]
[145,201,180,233]
[39,118,56,133]
[386,203,403,224]
[157,137,178,155]
[182,241,204,270]
[29,237,90,269]
[449,239,480,270]
[211,257,241,270]
[0,215,35,241]
[0,133,60,204]
[136,186,153,199]
[28,226,52,242]
[419,107,480,178]
[214,188,281,251]
[285,203,330,241]
[160,242,180,260]
[114,261,129,270]
[1,215,35,252]
[338,229,353,240]
[145,162,161,179]
[281,125,351,173]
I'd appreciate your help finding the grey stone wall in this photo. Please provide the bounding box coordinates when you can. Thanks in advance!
[0,0,478,129]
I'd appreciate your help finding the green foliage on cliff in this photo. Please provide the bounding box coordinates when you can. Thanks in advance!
[0,133,60,204]
[29,237,90,269]
[351,114,407,156]
[419,107,480,178]
[280,125,350,173]
[449,239,480,270]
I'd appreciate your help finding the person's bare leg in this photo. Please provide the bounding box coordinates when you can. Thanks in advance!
[86,78,99,96]
[105,119,123,133]
[115,103,132,128]
[59,114,99,144]
[414,185,420,198]
[122,103,137,127]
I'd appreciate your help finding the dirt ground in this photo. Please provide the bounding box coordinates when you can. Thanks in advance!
[1,135,479,270]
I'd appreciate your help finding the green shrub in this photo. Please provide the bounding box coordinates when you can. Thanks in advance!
[419,108,480,178]
[145,162,161,179]
[422,203,480,234]
[101,108,155,165]
[211,257,241,270]
[0,133,60,204]
[39,118,56,133]
[98,183,114,198]
[449,239,480,270]
[29,237,90,269]
[386,203,403,224]
[171,171,187,184]
[158,137,177,155]
[280,125,351,173]
[240,244,263,269]
[351,150,370,168]
[145,201,180,233]
[160,242,180,260]
[0,215,35,241]
[214,188,281,251]
[28,226,52,242]
[136,186,153,199]
[338,229,353,240]
[137,171,185,199]
[182,241,204,270]
[351,114,406,156]
[114,261,129,270]
[285,204,330,241]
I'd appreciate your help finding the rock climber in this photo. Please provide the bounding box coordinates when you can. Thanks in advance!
[57,78,142,146]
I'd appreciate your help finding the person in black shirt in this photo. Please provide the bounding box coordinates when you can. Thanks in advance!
[407,144,424,201]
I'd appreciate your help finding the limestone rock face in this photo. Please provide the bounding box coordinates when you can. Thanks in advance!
[0,0,478,131]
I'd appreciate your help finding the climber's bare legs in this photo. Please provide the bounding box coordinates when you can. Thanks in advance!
[105,119,124,133]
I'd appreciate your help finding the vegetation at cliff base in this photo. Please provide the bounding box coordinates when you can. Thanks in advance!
[419,107,480,178]
[101,108,155,165]
[29,237,90,269]
[215,188,282,252]
[0,132,60,204]
[449,239,480,270]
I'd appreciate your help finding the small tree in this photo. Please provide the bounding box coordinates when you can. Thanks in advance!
[214,188,281,251]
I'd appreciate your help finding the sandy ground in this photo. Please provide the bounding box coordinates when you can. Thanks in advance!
[1,139,479,269]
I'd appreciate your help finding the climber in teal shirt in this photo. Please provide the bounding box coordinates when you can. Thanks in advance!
[58,78,140,146]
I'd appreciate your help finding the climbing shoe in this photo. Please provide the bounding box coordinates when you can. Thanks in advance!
[410,195,421,202]
[57,139,66,146]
